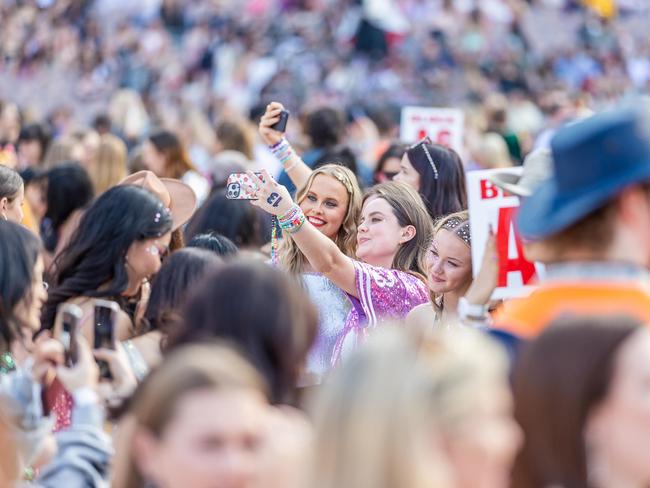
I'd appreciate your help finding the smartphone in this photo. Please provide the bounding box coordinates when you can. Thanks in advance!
[93,299,119,379]
[59,303,82,367]
[226,172,264,200]
[270,109,289,133]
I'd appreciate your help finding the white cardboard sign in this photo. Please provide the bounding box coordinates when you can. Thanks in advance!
[400,106,464,154]
[466,168,544,300]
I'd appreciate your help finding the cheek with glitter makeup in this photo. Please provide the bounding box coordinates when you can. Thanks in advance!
[147,246,160,257]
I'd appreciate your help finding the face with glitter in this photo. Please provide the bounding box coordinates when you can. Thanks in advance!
[125,231,172,287]
[426,228,472,295]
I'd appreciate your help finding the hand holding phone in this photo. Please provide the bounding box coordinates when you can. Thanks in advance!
[226,172,265,200]
[93,299,119,379]
[270,109,290,133]
[59,303,82,367]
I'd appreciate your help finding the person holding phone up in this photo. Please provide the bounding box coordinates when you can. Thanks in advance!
[0,219,132,485]
[247,169,433,365]
[256,103,365,380]
[1,330,133,486]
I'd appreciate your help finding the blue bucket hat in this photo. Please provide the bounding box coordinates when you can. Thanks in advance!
[517,103,650,240]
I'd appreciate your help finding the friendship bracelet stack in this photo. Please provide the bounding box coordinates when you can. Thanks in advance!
[270,138,297,170]
[278,204,306,234]
[269,204,305,266]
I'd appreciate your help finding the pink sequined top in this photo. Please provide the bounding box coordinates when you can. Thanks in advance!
[331,260,429,365]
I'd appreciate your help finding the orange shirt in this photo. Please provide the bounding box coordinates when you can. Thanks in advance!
[493,271,650,339]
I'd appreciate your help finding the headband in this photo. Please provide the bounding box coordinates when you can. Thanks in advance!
[441,216,471,247]
[411,137,439,180]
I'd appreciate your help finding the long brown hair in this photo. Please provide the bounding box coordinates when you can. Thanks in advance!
[511,315,640,488]
[114,343,268,488]
[362,182,433,279]
[148,130,196,179]
[280,164,361,274]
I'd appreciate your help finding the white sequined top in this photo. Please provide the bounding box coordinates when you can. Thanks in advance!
[302,273,351,382]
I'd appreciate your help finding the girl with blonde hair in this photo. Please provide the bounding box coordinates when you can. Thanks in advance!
[309,326,521,488]
[407,211,474,328]
[90,133,127,195]
[114,343,310,488]
[259,104,364,379]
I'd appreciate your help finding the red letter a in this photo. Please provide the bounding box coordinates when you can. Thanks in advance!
[496,207,536,287]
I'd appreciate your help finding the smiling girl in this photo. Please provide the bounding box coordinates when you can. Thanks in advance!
[250,170,433,364]
[407,211,474,328]
[260,103,363,379]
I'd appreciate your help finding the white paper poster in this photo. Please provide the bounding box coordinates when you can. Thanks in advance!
[400,106,464,155]
[466,168,544,300]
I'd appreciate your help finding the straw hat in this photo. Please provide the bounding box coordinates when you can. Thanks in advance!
[119,170,197,230]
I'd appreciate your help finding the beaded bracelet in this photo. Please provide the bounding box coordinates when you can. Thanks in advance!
[278,204,300,222]
[278,204,305,233]
[270,138,295,167]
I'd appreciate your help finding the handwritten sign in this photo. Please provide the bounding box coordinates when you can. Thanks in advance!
[466,168,544,299]
[400,106,464,155]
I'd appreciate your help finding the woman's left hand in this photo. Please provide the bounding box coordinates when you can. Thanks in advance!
[247,170,295,216]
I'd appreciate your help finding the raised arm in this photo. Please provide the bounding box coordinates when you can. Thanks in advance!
[249,171,358,297]
[259,102,312,191]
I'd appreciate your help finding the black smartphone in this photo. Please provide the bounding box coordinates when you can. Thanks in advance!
[270,109,290,132]
[93,299,119,379]
[59,303,82,367]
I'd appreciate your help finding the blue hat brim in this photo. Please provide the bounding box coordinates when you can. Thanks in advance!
[517,164,650,240]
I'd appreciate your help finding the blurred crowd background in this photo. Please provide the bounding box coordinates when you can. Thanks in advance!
[1,0,650,183]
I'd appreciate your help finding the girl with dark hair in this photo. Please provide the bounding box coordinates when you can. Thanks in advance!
[394,138,467,220]
[42,185,173,340]
[0,220,46,356]
[39,162,94,268]
[122,248,222,380]
[41,185,172,431]
[374,143,406,183]
[142,130,210,203]
[0,219,58,473]
[512,315,650,488]
[166,260,318,405]
[0,164,24,223]
[186,232,239,258]
[184,190,263,252]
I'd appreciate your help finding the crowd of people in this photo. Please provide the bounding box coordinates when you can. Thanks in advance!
[2,1,650,487]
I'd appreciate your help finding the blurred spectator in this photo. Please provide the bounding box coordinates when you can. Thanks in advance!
[512,315,650,488]
[142,130,210,203]
[373,142,406,184]
[184,189,264,253]
[278,107,348,194]
[16,124,51,171]
[167,261,318,405]
[473,132,514,170]
[186,232,239,258]
[90,134,128,195]
[39,162,94,267]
